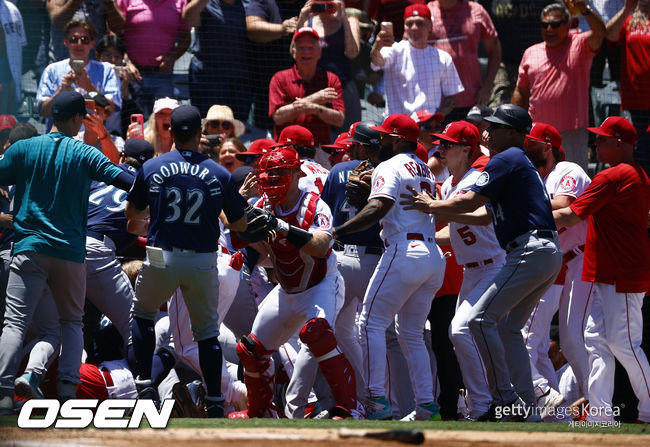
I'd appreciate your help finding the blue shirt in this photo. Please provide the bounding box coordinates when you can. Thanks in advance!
[0,185,15,249]
[321,160,383,248]
[87,164,137,251]
[127,150,247,252]
[0,132,124,262]
[471,146,556,249]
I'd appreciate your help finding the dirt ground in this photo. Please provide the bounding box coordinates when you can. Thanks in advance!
[1,427,650,447]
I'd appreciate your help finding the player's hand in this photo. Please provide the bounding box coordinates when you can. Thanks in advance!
[239,172,260,199]
[399,185,436,213]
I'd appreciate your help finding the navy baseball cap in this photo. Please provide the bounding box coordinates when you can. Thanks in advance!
[124,138,155,164]
[171,105,202,137]
[51,91,89,121]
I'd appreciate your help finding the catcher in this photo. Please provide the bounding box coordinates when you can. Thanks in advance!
[229,146,361,419]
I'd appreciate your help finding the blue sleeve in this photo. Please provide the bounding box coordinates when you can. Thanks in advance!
[36,64,58,107]
[126,168,149,211]
[470,155,510,201]
[222,175,247,223]
[246,0,269,18]
[320,170,335,206]
[102,62,122,109]
[0,143,20,185]
[83,144,123,184]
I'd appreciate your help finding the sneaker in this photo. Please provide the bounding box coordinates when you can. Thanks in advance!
[205,395,224,418]
[536,388,565,420]
[0,396,14,415]
[498,397,540,423]
[365,395,392,420]
[415,401,442,421]
[15,372,44,400]
[135,379,160,410]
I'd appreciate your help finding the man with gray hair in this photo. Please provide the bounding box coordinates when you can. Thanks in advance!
[512,1,605,170]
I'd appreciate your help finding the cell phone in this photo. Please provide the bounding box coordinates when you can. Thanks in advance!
[204,134,222,149]
[380,21,394,36]
[85,99,95,113]
[130,114,144,139]
[311,1,335,14]
[71,60,85,75]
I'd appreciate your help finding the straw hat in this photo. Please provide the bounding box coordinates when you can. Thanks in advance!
[205,105,245,137]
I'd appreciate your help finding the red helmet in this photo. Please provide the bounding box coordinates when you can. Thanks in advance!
[256,147,302,205]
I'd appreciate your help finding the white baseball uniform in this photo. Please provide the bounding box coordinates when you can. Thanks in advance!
[441,168,506,418]
[299,158,329,195]
[523,161,592,400]
[360,152,445,405]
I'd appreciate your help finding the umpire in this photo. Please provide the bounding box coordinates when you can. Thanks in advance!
[401,104,562,421]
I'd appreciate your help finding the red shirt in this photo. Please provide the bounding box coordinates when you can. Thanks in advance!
[619,16,650,110]
[269,65,345,146]
[570,162,650,292]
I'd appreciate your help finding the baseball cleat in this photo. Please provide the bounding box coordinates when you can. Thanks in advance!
[415,401,442,421]
[229,410,251,419]
[15,372,44,399]
[536,388,565,420]
[364,395,392,420]
[498,397,541,423]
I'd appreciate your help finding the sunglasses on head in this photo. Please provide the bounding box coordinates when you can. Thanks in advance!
[68,35,91,44]
[208,120,233,130]
[541,20,566,29]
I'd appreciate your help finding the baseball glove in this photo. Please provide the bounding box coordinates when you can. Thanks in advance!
[345,160,374,209]
[235,205,277,243]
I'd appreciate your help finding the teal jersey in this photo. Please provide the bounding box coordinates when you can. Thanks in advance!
[0,132,123,262]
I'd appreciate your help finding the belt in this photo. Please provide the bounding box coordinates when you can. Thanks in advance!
[505,229,556,253]
[100,368,114,388]
[87,230,116,250]
[154,244,215,254]
[464,257,494,269]
[563,244,585,263]
[385,232,434,248]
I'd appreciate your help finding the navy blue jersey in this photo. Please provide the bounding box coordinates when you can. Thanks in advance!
[321,160,383,248]
[127,150,247,252]
[87,164,136,251]
[471,147,556,249]
[0,185,14,248]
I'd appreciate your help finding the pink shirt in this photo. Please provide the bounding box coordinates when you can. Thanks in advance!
[517,33,595,132]
[117,0,190,67]
[427,0,498,108]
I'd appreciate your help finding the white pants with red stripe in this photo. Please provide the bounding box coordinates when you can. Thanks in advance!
[522,284,561,398]
[359,237,445,404]
[584,283,650,422]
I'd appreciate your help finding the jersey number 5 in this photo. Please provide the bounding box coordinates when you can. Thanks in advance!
[457,225,477,246]
[164,187,205,225]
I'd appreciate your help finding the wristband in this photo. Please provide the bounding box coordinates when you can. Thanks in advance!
[275,219,290,233]
[286,225,313,248]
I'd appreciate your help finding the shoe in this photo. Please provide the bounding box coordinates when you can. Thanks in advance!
[466,404,497,422]
[0,396,14,415]
[229,409,250,419]
[15,373,44,400]
[415,401,442,421]
[400,410,416,421]
[187,380,206,409]
[57,380,78,403]
[364,395,392,420]
[536,388,565,420]
[205,395,224,418]
[135,379,160,410]
[498,397,540,423]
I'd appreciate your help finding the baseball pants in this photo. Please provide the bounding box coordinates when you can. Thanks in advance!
[386,322,415,418]
[21,292,60,380]
[0,252,86,398]
[0,245,11,322]
[558,253,592,396]
[222,264,258,340]
[584,283,650,422]
[85,235,134,350]
[450,260,504,417]
[360,236,445,405]
[467,232,562,407]
[523,284,562,398]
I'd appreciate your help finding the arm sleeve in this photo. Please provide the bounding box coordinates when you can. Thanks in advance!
[368,163,398,201]
[470,156,510,201]
[555,167,591,198]
[569,171,617,218]
[126,168,149,211]
[110,170,135,191]
[36,64,57,107]
[84,144,123,184]
[517,50,531,88]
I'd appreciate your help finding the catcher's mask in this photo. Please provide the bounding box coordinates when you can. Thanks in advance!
[256,147,303,205]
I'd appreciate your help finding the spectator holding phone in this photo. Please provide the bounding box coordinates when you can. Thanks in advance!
[126,97,178,155]
[0,0,27,115]
[79,92,123,163]
[37,20,121,130]
[199,104,245,158]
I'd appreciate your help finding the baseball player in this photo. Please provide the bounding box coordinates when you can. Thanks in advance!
[273,125,329,194]
[401,104,562,421]
[0,91,133,413]
[125,105,248,418]
[228,147,359,419]
[521,122,592,418]
[554,116,650,423]
[84,139,155,356]
[333,114,446,421]
[429,120,503,420]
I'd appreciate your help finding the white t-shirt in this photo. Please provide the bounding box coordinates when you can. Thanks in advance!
[545,161,591,252]
[441,168,504,265]
[299,158,329,195]
[371,40,464,116]
[369,152,436,241]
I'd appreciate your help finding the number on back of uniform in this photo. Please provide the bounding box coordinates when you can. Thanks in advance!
[164,187,205,224]
[89,184,128,212]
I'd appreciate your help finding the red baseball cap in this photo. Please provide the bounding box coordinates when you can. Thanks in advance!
[412,109,444,125]
[432,121,480,149]
[275,125,315,148]
[322,132,352,154]
[293,26,320,42]
[0,115,17,131]
[526,122,565,160]
[415,142,428,163]
[404,4,431,21]
[370,114,420,143]
[588,116,637,146]
[236,138,275,161]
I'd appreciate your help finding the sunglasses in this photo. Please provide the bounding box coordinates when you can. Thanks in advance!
[68,35,91,44]
[439,140,463,149]
[208,120,233,130]
[541,20,567,29]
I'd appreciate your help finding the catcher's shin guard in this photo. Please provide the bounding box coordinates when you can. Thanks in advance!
[300,318,358,414]
[235,334,275,418]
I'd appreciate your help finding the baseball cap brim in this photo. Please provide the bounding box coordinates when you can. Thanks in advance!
[431,132,461,144]
[586,126,613,138]
[483,115,514,128]
[369,123,394,135]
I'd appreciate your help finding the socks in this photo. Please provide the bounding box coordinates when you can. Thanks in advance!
[198,336,223,397]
